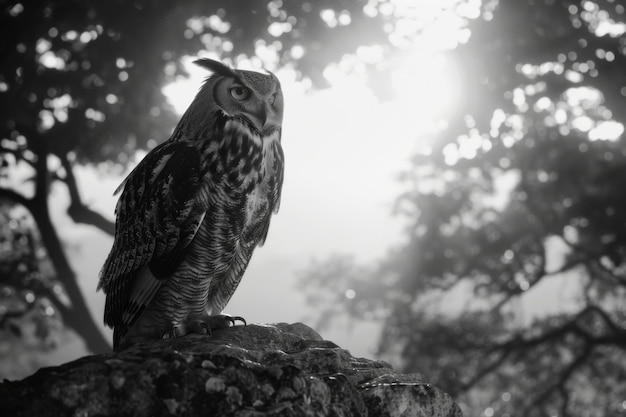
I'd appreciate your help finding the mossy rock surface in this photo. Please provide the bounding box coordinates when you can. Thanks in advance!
[0,322,462,417]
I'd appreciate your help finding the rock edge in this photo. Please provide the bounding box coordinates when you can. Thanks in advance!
[0,322,462,417]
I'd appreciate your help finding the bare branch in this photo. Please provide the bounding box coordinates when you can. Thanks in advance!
[585,304,624,335]
[458,349,511,392]
[491,239,547,313]
[496,313,591,353]
[465,303,626,402]
[588,260,626,288]
[58,153,115,236]
[0,187,34,209]
[0,145,37,167]
[523,343,592,416]
[545,254,589,276]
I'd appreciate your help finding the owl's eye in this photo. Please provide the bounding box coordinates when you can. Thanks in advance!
[229,86,250,100]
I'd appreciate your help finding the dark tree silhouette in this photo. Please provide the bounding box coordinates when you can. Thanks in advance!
[0,0,399,356]
[301,1,626,416]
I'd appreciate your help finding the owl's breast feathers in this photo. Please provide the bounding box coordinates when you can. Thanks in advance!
[201,119,284,245]
[97,117,283,346]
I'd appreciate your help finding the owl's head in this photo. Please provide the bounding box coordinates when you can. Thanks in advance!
[192,58,283,136]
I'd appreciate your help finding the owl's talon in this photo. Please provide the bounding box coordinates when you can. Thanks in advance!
[160,323,188,339]
[214,314,246,328]
[187,320,211,335]
[182,314,246,335]
[230,316,246,326]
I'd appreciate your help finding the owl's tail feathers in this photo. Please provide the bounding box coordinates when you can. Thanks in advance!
[112,265,164,351]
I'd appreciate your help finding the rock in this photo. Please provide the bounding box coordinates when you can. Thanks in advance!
[0,322,462,416]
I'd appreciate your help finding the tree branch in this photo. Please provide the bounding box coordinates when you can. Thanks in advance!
[0,145,36,167]
[588,260,626,288]
[458,349,512,392]
[585,304,624,335]
[489,238,547,313]
[522,343,592,416]
[470,303,626,396]
[494,310,593,353]
[0,187,34,209]
[6,140,112,353]
[455,307,590,395]
[58,153,115,236]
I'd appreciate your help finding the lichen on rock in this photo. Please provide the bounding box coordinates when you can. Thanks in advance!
[0,322,462,417]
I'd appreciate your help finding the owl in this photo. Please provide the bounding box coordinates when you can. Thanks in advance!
[97,59,284,351]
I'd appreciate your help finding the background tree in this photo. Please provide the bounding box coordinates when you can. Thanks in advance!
[301,1,626,416]
[0,0,399,357]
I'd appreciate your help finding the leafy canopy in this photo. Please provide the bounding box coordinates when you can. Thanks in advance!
[1,0,395,168]
[301,1,626,416]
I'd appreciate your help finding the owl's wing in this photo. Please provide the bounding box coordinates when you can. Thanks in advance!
[98,141,207,335]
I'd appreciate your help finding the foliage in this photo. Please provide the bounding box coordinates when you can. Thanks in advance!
[0,202,71,379]
[0,0,401,361]
[0,202,61,345]
[301,1,626,416]
[1,0,393,167]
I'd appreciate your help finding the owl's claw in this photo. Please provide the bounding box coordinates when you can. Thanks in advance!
[187,320,211,335]
[201,314,246,330]
[229,316,247,326]
[158,315,246,340]
[160,323,186,339]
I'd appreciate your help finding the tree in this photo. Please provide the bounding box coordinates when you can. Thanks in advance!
[0,0,398,357]
[301,1,626,416]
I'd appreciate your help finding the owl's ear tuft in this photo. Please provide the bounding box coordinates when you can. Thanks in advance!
[194,58,239,78]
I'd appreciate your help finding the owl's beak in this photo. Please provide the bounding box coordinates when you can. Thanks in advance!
[262,105,281,130]
[250,103,280,134]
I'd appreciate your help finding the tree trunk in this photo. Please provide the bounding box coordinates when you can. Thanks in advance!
[29,141,111,353]
[30,201,112,353]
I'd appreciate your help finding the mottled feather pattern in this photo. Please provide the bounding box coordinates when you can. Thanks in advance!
[236,70,278,97]
[99,141,206,330]
[98,59,284,350]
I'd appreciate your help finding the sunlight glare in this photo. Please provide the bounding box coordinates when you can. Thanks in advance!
[159,3,468,263]
[589,120,624,141]
[161,55,218,113]
[391,51,458,123]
